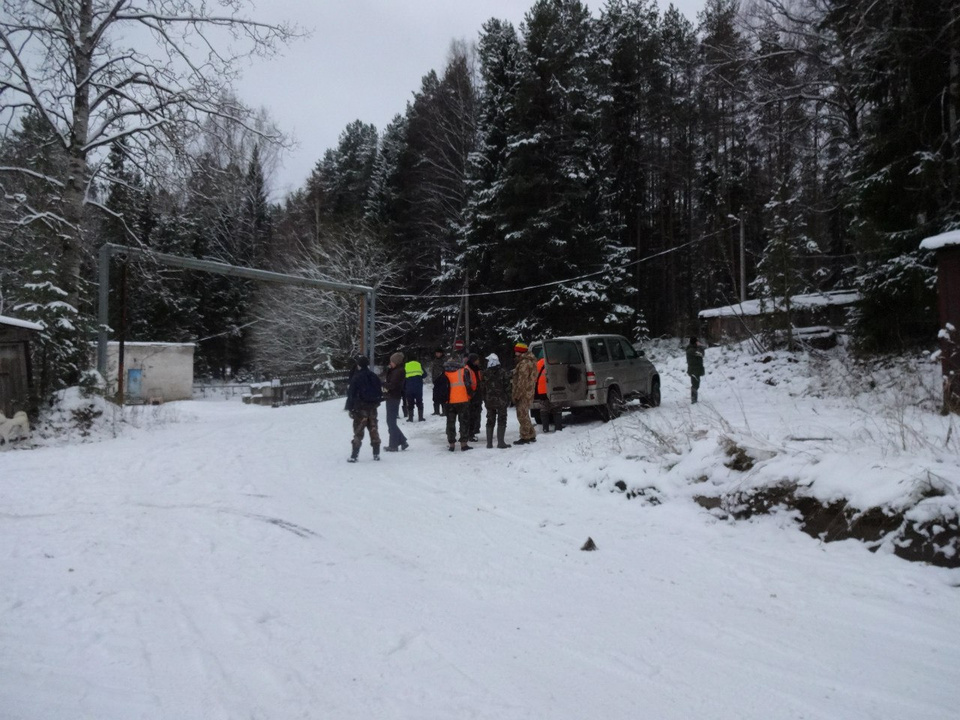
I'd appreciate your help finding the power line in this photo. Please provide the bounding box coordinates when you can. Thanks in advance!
[380,234,706,301]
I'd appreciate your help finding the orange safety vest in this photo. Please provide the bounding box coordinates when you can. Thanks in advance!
[446,368,471,404]
[537,358,547,395]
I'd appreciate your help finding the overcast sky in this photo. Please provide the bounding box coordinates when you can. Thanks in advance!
[236,0,706,199]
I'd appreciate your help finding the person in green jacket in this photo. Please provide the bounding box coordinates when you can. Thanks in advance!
[685,336,705,403]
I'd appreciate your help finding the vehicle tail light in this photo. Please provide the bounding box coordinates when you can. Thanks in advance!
[586,371,596,387]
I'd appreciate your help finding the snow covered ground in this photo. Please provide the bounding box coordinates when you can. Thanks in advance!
[2,341,959,720]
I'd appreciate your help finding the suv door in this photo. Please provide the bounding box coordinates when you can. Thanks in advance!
[542,339,586,404]
[612,336,645,396]
[604,336,633,394]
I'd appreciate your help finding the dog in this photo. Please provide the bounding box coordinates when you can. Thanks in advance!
[0,411,30,445]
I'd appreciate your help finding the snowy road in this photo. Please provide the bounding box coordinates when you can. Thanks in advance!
[2,387,959,719]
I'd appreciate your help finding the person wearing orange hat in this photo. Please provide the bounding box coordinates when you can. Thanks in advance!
[511,342,538,444]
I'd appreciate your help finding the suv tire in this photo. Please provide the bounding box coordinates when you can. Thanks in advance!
[645,377,661,408]
[600,386,623,422]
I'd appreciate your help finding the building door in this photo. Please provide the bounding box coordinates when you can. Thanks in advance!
[0,343,28,417]
[127,368,143,400]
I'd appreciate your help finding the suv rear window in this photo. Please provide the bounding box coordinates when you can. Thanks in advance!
[588,337,610,363]
[543,340,583,364]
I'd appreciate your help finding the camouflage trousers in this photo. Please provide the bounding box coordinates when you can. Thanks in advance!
[515,399,536,440]
[485,400,508,432]
[351,404,381,452]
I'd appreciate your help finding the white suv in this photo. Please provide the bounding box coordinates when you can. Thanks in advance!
[529,335,660,421]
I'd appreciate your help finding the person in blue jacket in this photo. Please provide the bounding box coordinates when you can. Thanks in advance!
[344,355,382,462]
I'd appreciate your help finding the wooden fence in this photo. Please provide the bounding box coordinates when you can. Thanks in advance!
[194,370,352,407]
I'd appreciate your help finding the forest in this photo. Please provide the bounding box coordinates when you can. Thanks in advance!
[1,0,958,400]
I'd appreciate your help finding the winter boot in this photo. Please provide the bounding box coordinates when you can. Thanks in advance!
[691,388,698,404]
[373,445,380,461]
[486,427,494,449]
[349,445,359,463]
[553,412,564,431]
[496,427,511,449]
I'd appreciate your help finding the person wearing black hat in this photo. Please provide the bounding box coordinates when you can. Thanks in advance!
[428,347,446,416]
[344,355,382,462]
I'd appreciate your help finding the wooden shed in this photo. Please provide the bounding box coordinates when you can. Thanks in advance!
[919,230,960,411]
[0,314,42,417]
[698,290,860,346]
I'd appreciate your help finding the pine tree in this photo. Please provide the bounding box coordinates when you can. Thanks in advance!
[482,0,616,339]
[753,177,818,349]
[596,0,664,336]
[460,18,523,345]
[695,0,754,309]
[0,112,91,396]
[817,0,953,348]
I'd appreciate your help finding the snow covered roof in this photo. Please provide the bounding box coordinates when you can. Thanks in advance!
[0,314,43,331]
[919,230,960,250]
[105,341,195,348]
[698,290,860,319]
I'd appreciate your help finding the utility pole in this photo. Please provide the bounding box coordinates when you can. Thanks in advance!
[464,277,470,353]
[739,210,746,304]
[117,260,128,405]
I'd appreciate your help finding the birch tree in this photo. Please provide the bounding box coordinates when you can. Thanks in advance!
[0,0,300,310]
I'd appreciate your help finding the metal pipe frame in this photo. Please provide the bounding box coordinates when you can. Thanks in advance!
[97,243,376,375]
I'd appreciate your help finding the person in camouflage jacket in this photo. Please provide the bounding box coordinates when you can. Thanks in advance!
[482,353,512,449]
[511,342,538,444]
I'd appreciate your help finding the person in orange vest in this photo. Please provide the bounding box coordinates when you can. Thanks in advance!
[536,355,563,433]
[434,357,476,451]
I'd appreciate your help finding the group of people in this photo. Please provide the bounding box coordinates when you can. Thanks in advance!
[345,336,708,462]
[344,341,545,462]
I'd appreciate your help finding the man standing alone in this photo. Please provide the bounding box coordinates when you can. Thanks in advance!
[344,355,382,462]
[686,336,705,404]
[512,342,539,445]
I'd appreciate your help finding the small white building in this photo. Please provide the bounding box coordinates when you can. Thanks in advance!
[101,342,195,402]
